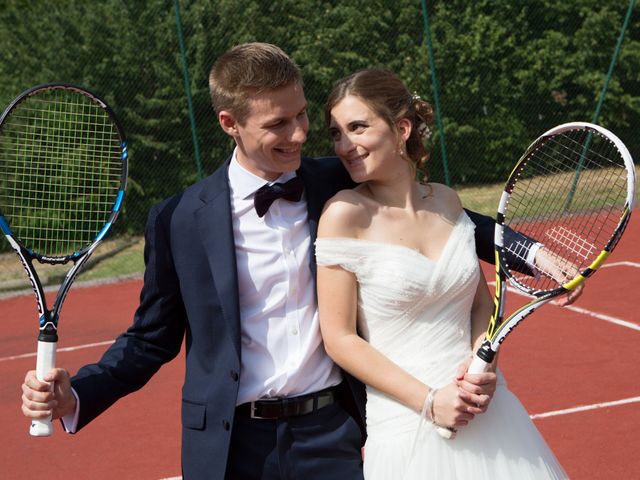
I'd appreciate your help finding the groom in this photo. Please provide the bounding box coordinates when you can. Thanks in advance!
[22,43,557,479]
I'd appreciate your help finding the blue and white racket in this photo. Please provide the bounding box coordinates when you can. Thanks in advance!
[0,84,128,436]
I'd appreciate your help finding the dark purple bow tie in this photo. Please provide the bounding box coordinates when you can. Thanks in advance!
[254,175,304,217]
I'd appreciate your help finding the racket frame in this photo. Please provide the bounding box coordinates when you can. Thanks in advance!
[475,122,635,369]
[0,83,128,435]
[435,122,635,440]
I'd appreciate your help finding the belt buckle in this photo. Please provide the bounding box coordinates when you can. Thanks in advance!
[250,398,279,419]
[250,401,265,419]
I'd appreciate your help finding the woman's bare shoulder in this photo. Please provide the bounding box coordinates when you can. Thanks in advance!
[319,188,371,238]
[427,182,464,219]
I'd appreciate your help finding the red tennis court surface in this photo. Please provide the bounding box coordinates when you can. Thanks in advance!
[1,218,638,479]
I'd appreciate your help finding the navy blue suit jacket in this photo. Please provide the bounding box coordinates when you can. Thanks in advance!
[70,155,526,479]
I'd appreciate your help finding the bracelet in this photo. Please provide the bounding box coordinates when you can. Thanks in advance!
[425,388,438,424]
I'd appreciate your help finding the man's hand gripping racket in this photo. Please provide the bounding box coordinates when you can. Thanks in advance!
[0,84,127,436]
[435,122,636,439]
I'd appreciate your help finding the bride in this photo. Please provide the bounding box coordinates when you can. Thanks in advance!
[315,68,567,479]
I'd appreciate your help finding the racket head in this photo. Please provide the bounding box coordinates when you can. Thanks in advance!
[478,122,635,354]
[0,83,128,264]
[497,122,635,296]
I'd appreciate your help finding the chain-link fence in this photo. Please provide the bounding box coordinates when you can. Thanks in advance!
[1,0,638,243]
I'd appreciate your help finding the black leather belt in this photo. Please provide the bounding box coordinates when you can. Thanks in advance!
[236,385,338,420]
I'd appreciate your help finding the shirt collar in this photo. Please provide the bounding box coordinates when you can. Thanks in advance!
[228,148,298,201]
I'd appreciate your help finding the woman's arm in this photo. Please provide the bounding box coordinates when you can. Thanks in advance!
[318,261,483,430]
[317,263,433,413]
[453,265,497,414]
[317,196,476,428]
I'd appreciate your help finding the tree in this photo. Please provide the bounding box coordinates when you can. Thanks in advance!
[0,0,637,236]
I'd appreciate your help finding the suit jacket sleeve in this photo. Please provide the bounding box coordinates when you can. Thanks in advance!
[464,208,535,275]
[70,200,186,430]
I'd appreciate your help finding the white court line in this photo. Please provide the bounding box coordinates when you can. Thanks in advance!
[561,303,640,331]
[601,261,640,268]
[155,396,640,480]
[488,264,640,418]
[530,396,640,419]
[487,282,640,332]
[0,340,114,363]
[157,392,636,479]
[2,262,635,480]
[154,397,640,480]
[1,333,637,470]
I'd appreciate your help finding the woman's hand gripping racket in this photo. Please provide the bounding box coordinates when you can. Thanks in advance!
[435,122,635,439]
[0,84,128,436]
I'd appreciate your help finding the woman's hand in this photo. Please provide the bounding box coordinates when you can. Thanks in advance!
[455,357,497,413]
[431,382,478,429]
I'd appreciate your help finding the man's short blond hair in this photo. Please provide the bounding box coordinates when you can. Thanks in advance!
[209,42,302,124]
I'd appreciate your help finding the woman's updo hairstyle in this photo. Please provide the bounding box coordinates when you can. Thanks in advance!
[325,68,434,182]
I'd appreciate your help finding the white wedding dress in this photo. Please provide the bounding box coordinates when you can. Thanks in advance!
[315,212,567,480]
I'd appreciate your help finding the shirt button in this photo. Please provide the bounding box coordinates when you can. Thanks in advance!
[230,370,239,381]
[222,420,231,431]
[292,329,298,335]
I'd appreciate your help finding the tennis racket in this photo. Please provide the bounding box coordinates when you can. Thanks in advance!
[0,84,128,436]
[435,121,635,439]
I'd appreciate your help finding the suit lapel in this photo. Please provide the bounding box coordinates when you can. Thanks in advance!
[192,158,331,353]
[194,161,241,356]
[297,162,324,282]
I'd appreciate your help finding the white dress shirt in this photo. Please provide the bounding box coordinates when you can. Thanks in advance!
[61,151,342,432]
[228,152,341,405]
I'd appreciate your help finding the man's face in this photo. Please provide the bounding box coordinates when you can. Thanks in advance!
[225,82,309,181]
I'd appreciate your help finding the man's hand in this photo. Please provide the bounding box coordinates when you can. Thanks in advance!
[533,247,585,306]
[22,368,76,421]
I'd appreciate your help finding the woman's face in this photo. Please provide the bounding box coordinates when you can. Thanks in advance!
[328,94,408,184]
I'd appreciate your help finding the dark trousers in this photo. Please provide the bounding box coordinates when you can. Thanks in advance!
[225,402,364,480]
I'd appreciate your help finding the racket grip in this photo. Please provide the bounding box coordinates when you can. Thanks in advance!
[29,340,57,437]
[467,354,492,374]
[434,424,456,439]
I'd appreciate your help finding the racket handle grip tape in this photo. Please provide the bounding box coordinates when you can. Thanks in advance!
[435,353,493,439]
[29,340,57,437]
[467,354,493,374]
[434,424,456,439]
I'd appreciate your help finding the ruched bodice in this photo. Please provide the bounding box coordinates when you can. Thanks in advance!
[316,212,479,435]
[316,212,567,480]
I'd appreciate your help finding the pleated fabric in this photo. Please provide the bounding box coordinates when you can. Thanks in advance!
[316,212,567,480]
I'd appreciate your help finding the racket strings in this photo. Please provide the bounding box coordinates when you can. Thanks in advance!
[543,226,596,262]
[0,87,123,257]
[503,129,629,292]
